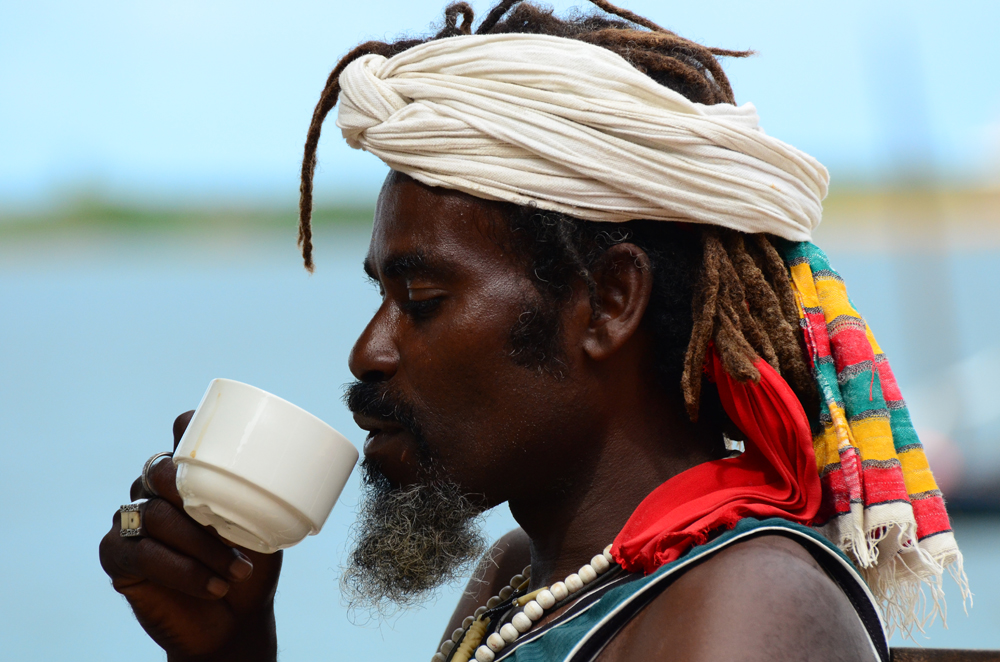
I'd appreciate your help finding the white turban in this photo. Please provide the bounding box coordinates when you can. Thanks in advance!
[336,33,828,241]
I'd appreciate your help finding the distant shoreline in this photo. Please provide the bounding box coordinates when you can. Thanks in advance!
[2,186,998,252]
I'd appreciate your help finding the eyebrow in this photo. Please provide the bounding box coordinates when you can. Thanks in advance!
[363,251,455,283]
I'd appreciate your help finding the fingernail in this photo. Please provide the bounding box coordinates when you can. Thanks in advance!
[207,577,230,598]
[229,555,253,581]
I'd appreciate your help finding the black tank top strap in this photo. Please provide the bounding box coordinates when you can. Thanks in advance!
[562,524,889,662]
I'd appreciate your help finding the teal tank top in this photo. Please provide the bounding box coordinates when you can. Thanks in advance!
[494,518,887,662]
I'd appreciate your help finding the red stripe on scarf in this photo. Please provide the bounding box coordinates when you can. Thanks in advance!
[875,359,904,402]
[805,311,831,360]
[861,464,910,505]
[911,495,952,540]
[819,466,857,521]
[611,347,822,574]
[829,326,875,373]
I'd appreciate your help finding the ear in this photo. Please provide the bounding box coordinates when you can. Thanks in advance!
[581,243,653,361]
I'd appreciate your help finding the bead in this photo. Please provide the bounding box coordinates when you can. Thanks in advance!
[440,640,455,655]
[516,588,544,607]
[523,600,544,621]
[509,574,525,589]
[591,554,610,574]
[486,596,501,608]
[462,616,475,629]
[500,622,520,643]
[432,653,447,662]
[512,612,533,633]
[603,544,614,564]
[535,589,556,609]
[498,586,514,600]
[578,564,597,584]
[475,645,495,662]
[565,573,584,593]
[486,633,506,653]
[522,565,532,577]
[550,582,569,601]
[452,627,466,643]
[474,606,487,618]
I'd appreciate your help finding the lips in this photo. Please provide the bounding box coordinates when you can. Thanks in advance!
[353,413,420,484]
[353,412,407,444]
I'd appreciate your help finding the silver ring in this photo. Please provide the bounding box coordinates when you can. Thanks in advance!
[119,498,149,537]
[141,451,174,496]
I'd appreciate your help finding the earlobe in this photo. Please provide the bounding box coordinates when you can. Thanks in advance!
[582,243,654,361]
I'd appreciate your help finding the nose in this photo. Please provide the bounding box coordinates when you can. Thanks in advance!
[349,305,400,383]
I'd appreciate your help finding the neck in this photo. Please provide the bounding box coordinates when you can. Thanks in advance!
[508,390,719,590]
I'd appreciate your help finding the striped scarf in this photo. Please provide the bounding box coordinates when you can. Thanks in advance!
[781,241,969,635]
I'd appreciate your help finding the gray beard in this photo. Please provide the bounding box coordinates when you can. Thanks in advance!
[341,461,488,618]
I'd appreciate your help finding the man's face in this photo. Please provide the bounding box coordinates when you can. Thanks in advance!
[341,172,598,614]
[348,172,596,504]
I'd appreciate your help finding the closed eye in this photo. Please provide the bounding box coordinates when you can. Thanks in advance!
[400,294,444,319]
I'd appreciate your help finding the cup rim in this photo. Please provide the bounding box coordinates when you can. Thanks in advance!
[206,378,345,440]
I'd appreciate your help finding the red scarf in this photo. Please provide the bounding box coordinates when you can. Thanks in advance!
[611,347,822,574]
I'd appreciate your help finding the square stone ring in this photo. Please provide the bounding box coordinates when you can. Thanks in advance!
[119,499,149,537]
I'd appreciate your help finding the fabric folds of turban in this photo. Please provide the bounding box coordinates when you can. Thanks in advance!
[336,33,829,241]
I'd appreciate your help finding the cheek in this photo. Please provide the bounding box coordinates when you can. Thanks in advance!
[399,283,559,461]
[405,287,521,408]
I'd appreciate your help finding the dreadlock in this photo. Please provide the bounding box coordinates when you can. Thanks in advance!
[298,0,818,422]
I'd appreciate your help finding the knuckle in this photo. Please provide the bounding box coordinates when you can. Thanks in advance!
[144,499,187,537]
[131,537,162,574]
[99,531,134,580]
[98,533,117,572]
[143,496,168,518]
[142,499,177,535]
[144,499,231,569]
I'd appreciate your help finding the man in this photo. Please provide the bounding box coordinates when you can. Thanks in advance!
[100,2,964,661]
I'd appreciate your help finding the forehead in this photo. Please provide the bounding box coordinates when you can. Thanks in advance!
[366,173,514,277]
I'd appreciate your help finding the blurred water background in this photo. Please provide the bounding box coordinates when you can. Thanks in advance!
[1,0,999,659]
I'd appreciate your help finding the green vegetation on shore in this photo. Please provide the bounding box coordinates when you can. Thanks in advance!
[2,185,997,240]
[0,199,376,238]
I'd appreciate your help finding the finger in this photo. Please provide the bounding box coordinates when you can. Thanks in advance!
[173,410,195,450]
[142,498,253,582]
[144,451,182,508]
[125,410,195,501]
[99,510,153,585]
[129,475,146,502]
[111,535,232,600]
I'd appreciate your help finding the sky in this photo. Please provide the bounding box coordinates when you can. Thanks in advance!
[2,0,999,209]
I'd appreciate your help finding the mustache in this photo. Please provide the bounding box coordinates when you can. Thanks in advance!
[344,381,430,458]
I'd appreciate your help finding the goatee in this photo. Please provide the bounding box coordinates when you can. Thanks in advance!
[341,459,487,619]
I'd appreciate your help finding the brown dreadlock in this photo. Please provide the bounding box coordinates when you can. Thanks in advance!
[298,0,817,422]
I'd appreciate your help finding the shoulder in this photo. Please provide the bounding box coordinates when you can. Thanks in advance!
[440,528,531,646]
[601,534,876,662]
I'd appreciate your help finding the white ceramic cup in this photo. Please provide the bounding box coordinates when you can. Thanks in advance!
[173,379,358,554]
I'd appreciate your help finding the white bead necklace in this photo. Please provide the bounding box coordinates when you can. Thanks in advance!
[432,544,617,662]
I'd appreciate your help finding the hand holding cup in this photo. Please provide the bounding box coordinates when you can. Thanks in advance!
[99,412,284,661]
[100,381,358,661]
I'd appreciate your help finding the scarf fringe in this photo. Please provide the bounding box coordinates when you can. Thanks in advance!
[821,517,970,639]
